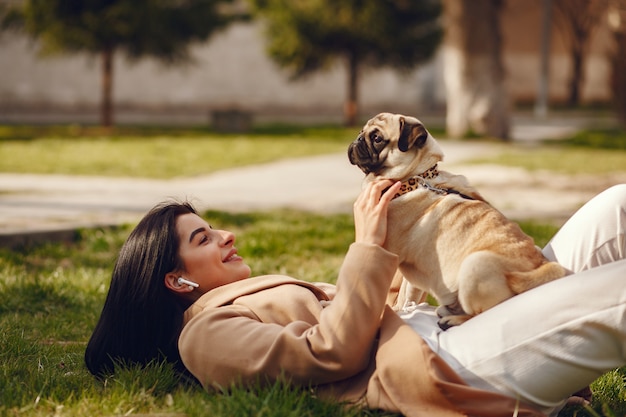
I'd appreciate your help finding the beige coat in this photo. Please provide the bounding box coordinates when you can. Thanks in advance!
[179,243,544,417]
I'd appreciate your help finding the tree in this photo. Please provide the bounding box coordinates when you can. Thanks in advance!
[247,0,442,126]
[552,0,609,106]
[442,0,510,140]
[1,0,244,127]
[608,0,626,127]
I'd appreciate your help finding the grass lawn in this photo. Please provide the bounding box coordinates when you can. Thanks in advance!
[466,127,626,175]
[1,124,626,416]
[0,125,354,178]
[5,210,608,417]
[1,124,626,178]
[0,210,380,417]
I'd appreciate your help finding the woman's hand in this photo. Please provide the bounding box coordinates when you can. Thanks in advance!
[353,180,401,246]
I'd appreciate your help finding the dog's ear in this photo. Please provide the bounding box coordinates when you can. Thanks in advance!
[398,117,428,152]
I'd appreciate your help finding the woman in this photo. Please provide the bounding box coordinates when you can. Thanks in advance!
[86,181,626,417]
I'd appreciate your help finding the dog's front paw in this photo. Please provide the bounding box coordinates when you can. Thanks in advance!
[436,301,466,318]
[438,314,472,330]
[435,304,452,318]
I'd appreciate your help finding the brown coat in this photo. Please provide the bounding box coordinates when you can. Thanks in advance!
[179,243,544,416]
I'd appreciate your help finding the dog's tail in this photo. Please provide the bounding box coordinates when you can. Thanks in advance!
[507,261,568,294]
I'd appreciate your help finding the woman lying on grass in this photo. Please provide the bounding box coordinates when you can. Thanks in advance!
[85,181,626,417]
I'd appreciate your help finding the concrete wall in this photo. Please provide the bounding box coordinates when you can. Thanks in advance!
[0,22,445,125]
[0,2,613,125]
[502,0,612,104]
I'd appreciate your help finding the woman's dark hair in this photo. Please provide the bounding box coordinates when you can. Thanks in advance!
[85,201,197,377]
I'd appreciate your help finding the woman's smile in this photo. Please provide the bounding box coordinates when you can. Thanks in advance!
[175,213,251,293]
[223,249,243,263]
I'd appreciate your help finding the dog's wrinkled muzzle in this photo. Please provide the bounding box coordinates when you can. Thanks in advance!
[348,135,381,174]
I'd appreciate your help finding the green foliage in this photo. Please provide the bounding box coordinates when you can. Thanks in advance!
[247,0,442,78]
[3,0,243,62]
[0,0,246,127]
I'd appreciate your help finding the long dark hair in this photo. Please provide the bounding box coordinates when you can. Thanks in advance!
[85,201,197,377]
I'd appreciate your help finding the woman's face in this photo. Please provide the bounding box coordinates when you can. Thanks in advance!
[175,213,251,293]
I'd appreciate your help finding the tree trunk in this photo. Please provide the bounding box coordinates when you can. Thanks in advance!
[101,47,114,128]
[568,46,583,105]
[442,0,510,140]
[610,3,626,127]
[344,51,359,127]
[553,0,610,107]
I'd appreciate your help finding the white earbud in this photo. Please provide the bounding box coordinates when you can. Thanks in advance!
[178,277,199,290]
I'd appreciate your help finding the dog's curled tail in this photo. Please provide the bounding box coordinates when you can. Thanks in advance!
[507,261,568,294]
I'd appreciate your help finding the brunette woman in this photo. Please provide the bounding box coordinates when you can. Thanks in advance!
[87,182,626,417]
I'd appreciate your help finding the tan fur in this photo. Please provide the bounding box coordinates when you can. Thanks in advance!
[348,112,567,328]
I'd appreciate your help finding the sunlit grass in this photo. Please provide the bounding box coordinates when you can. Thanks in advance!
[467,127,626,175]
[468,145,626,175]
[2,124,626,178]
[5,209,612,417]
[0,124,354,178]
[1,124,626,416]
[0,210,383,417]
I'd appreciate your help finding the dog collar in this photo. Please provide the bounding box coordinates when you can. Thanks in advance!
[391,164,474,201]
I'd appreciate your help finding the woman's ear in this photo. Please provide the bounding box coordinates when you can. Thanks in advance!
[164,272,189,294]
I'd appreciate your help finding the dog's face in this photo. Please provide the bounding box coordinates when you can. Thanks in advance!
[347,113,443,180]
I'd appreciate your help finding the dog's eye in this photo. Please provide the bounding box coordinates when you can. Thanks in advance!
[372,133,383,143]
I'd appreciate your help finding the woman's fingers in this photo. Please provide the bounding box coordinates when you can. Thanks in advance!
[355,179,398,207]
[353,180,401,246]
[379,180,401,205]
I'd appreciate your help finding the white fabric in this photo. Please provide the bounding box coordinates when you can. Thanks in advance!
[401,184,626,415]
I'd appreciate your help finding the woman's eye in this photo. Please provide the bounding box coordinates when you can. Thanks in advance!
[199,235,209,244]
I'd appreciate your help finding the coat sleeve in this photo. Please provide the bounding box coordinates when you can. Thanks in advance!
[178,242,399,390]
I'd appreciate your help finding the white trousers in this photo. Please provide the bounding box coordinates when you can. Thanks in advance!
[400,184,626,415]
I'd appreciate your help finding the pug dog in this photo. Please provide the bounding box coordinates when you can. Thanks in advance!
[348,112,567,328]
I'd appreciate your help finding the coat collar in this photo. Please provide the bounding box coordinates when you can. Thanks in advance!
[184,275,330,323]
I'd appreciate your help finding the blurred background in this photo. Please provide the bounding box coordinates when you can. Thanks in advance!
[0,0,624,138]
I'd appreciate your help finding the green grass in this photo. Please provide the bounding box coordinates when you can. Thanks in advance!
[467,127,626,175]
[561,127,626,150]
[1,124,625,416]
[468,146,626,175]
[0,210,384,417]
[0,210,623,417]
[1,124,625,178]
[0,124,354,178]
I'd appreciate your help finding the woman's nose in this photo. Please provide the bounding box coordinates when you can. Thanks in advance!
[219,230,235,246]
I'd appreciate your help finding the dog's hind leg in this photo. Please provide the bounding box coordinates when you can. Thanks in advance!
[456,251,516,318]
[507,261,567,294]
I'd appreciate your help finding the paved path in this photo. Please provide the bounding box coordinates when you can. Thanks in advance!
[1,120,624,247]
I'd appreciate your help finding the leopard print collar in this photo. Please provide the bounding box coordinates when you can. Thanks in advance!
[391,165,475,201]
[392,165,440,199]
